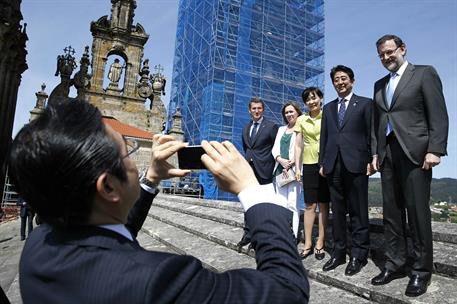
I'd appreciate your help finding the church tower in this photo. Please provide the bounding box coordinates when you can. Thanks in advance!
[86,0,165,133]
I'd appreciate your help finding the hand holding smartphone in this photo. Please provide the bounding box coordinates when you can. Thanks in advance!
[178,145,206,169]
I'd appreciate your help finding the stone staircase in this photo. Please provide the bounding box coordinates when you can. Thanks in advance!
[2,194,456,304]
[140,193,457,304]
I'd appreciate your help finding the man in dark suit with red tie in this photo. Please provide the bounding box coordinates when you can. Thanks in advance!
[319,65,373,276]
[9,99,308,304]
[238,97,278,250]
[370,34,449,297]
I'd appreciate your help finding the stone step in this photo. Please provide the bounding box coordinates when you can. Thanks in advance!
[148,195,457,303]
[324,224,457,279]
[153,195,457,278]
[302,254,457,304]
[142,212,257,272]
[140,210,372,303]
[154,195,457,245]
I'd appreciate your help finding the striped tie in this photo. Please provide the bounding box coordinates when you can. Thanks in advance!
[338,98,346,128]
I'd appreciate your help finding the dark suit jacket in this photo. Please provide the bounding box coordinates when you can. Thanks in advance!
[372,63,448,165]
[242,119,278,181]
[20,189,309,304]
[16,197,34,218]
[319,94,372,174]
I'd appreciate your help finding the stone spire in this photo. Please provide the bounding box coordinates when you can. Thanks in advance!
[169,107,184,141]
[30,83,48,121]
[110,0,136,30]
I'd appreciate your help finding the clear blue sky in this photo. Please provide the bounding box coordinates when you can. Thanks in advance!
[14,0,456,178]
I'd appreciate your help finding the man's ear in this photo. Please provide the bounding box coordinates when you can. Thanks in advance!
[95,173,121,203]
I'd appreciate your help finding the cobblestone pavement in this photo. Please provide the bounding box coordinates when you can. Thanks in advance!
[0,219,24,304]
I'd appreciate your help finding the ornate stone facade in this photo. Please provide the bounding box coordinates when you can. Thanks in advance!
[86,0,166,135]
[0,0,28,205]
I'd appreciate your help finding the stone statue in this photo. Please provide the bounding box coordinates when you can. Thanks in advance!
[108,58,123,83]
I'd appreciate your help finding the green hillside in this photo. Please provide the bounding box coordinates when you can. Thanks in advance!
[368,178,457,207]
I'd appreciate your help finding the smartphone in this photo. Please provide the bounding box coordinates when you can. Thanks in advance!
[178,145,206,169]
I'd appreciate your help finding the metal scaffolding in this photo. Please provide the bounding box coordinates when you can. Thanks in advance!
[169,0,325,200]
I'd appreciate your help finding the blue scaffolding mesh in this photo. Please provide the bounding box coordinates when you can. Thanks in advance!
[169,0,325,201]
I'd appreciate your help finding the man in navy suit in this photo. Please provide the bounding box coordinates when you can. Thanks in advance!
[238,97,278,250]
[9,99,309,304]
[319,65,373,276]
[16,196,35,240]
[370,34,449,297]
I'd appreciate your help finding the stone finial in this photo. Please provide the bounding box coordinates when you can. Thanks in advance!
[35,83,48,109]
[54,45,77,77]
[170,107,184,135]
[73,46,92,100]
[151,64,166,96]
[137,60,167,108]
[137,59,153,99]
[30,83,48,121]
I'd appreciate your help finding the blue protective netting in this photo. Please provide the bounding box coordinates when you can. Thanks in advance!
[169,0,325,202]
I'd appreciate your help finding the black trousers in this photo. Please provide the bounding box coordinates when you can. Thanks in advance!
[20,209,35,239]
[327,153,369,260]
[381,135,432,278]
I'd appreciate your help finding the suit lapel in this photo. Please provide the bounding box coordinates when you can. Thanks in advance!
[390,63,415,108]
[243,124,251,147]
[329,99,339,129]
[378,75,389,110]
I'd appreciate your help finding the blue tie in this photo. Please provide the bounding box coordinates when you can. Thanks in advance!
[338,98,346,128]
[251,122,259,139]
[386,73,398,135]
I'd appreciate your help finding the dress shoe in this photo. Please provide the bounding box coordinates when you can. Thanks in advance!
[405,275,431,297]
[344,257,367,276]
[371,268,406,285]
[299,246,313,259]
[322,257,346,272]
[314,247,325,260]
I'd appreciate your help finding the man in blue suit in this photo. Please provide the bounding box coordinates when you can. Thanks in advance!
[9,99,309,304]
[238,97,278,250]
[319,65,373,276]
[16,196,35,240]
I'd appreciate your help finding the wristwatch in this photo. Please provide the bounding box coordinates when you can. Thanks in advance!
[139,170,160,194]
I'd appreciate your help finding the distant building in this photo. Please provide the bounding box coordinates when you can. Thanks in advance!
[168,0,325,200]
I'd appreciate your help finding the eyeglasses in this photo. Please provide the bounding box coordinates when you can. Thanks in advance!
[123,138,139,159]
[378,46,400,59]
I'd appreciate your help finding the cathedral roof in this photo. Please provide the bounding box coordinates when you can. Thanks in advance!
[102,116,153,140]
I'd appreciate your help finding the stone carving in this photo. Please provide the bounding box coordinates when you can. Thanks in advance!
[48,46,91,105]
[137,59,153,99]
[73,46,92,100]
[49,46,78,105]
[108,58,123,84]
[137,61,166,110]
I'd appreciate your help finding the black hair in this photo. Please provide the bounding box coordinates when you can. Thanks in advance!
[248,97,264,109]
[281,101,303,124]
[8,99,127,228]
[376,34,404,49]
[301,87,324,104]
[330,65,355,81]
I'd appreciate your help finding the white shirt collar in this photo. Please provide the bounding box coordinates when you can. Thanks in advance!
[339,92,353,103]
[394,60,408,77]
[253,116,264,125]
[98,224,133,241]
